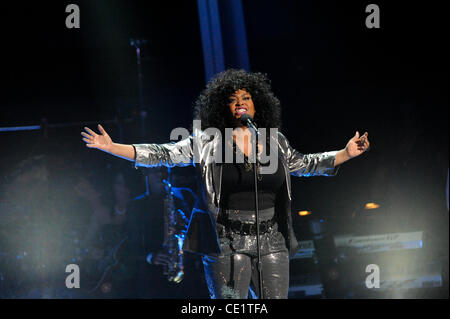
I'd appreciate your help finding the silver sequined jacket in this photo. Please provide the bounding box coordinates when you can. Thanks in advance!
[133,129,339,257]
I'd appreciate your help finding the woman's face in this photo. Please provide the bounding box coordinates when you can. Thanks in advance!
[228,89,255,125]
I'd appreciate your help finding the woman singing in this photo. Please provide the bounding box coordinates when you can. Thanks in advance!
[81,69,370,299]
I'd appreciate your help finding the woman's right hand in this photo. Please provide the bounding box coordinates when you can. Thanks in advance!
[81,124,113,152]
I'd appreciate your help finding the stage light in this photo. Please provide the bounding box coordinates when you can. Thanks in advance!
[298,210,312,216]
[101,282,112,294]
[365,202,380,210]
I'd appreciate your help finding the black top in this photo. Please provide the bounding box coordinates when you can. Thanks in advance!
[220,155,285,210]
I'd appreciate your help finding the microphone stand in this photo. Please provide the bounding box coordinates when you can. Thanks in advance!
[250,127,264,299]
[130,38,148,142]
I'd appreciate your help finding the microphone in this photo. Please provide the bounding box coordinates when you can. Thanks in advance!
[239,114,259,134]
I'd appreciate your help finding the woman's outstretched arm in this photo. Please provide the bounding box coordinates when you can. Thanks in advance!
[82,124,194,167]
[81,124,136,161]
[280,131,370,177]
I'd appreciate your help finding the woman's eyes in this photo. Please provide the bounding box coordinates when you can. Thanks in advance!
[229,96,250,103]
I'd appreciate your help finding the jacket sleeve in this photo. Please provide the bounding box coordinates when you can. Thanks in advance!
[279,132,339,177]
[132,136,194,168]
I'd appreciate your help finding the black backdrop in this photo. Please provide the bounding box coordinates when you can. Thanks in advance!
[0,0,448,299]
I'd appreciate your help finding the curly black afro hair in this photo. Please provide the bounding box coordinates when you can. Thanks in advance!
[193,69,282,132]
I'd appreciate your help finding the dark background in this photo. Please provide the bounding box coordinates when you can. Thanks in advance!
[0,0,448,298]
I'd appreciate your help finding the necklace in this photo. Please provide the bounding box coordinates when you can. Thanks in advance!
[232,140,262,181]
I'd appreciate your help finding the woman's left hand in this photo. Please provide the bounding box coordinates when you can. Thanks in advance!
[345,131,370,158]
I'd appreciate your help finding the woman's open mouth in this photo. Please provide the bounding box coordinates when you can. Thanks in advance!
[235,107,247,115]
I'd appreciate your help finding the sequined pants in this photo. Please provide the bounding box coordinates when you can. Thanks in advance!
[202,208,290,299]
